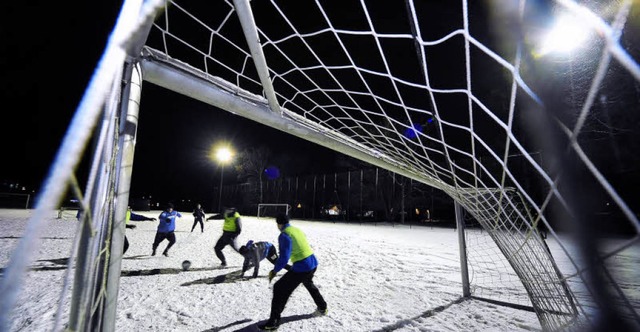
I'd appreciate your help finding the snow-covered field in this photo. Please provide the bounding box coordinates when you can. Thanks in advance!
[0,208,603,331]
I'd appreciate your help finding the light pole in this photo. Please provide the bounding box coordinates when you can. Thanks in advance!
[214,145,233,213]
[218,165,224,213]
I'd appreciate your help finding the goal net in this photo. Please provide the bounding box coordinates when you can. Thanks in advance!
[0,193,31,209]
[1,0,638,331]
[257,203,291,219]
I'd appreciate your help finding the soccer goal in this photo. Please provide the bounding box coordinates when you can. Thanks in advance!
[257,203,291,219]
[1,0,638,331]
[0,193,31,209]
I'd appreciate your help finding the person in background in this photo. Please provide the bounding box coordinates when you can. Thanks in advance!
[152,203,182,257]
[213,207,242,267]
[191,203,206,233]
[124,206,156,255]
[259,213,327,331]
[239,240,290,278]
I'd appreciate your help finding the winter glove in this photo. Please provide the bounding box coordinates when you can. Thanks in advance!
[268,270,276,283]
[126,224,136,229]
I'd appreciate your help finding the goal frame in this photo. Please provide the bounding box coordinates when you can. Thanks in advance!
[0,193,31,210]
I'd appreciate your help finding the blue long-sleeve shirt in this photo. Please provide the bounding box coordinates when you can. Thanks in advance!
[273,224,318,273]
[130,212,155,221]
[157,210,182,232]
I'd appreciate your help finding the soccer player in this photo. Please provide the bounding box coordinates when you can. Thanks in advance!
[213,207,242,266]
[259,214,327,330]
[239,240,290,278]
[151,203,182,257]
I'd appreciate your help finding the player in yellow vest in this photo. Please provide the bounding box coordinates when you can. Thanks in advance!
[214,207,242,266]
[259,213,327,331]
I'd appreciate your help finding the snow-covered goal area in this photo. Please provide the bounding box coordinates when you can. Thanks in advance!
[0,0,638,331]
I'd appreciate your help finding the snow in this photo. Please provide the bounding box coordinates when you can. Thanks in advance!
[2,208,567,331]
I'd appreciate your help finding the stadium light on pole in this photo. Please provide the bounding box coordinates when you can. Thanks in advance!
[213,145,233,213]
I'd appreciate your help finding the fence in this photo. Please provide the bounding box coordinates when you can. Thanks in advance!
[215,168,455,224]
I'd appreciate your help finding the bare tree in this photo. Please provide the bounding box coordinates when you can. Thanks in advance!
[234,146,271,203]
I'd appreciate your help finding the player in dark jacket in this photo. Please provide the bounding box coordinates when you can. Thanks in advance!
[191,203,206,233]
[239,240,290,278]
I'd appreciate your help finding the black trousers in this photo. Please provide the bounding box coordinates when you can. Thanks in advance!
[270,267,326,321]
[214,231,239,264]
[191,218,204,232]
[152,231,176,253]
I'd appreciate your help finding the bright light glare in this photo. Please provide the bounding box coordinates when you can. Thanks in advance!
[215,147,233,163]
[538,14,590,56]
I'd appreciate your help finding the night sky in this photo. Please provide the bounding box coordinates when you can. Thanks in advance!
[1,1,359,206]
[2,2,121,192]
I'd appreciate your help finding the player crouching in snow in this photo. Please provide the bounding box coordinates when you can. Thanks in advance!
[239,240,290,278]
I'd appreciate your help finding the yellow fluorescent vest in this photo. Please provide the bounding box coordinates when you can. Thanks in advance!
[283,226,313,262]
[126,210,131,224]
[223,212,240,232]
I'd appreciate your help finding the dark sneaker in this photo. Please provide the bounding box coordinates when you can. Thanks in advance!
[151,249,156,256]
[258,318,279,330]
[220,262,227,267]
[163,251,169,257]
[313,307,328,316]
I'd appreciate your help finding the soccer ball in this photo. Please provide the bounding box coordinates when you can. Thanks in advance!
[181,260,191,271]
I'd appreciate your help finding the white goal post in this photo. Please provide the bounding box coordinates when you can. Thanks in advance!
[257,203,291,218]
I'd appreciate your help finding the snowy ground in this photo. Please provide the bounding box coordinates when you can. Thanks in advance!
[0,208,582,331]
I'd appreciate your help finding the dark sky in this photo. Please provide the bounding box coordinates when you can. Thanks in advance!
[1,1,358,206]
[2,2,122,191]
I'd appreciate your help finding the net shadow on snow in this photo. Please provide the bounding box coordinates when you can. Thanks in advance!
[201,318,252,332]
[0,265,68,275]
[0,257,69,274]
[229,314,316,332]
[121,265,236,277]
[123,255,151,260]
[121,268,182,276]
[37,257,69,265]
[370,297,467,332]
[181,269,267,286]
